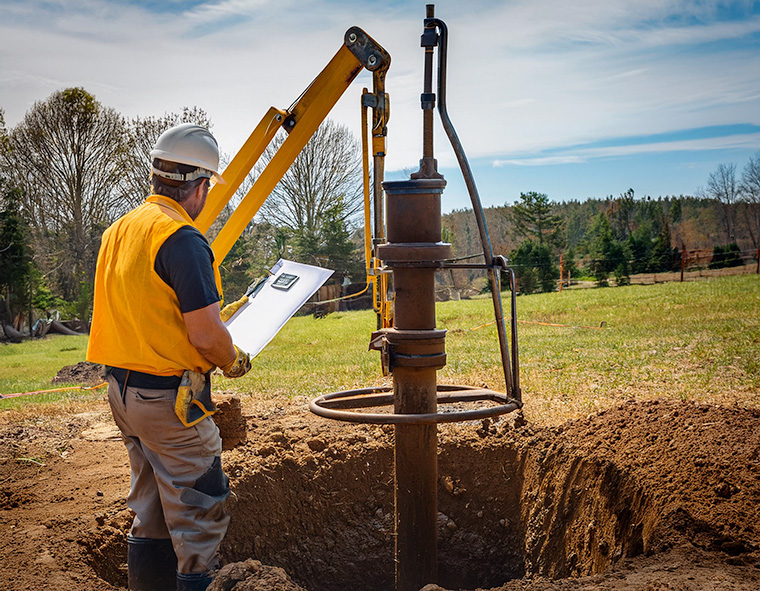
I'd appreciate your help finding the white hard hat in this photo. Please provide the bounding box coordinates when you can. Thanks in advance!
[150,123,224,183]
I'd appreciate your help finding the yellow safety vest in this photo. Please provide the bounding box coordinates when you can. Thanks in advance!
[87,195,223,376]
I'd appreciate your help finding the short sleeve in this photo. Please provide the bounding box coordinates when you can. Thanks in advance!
[155,226,221,313]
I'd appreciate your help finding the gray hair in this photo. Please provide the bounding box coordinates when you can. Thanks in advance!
[151,158,207,202]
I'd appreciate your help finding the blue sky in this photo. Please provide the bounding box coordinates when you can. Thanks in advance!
[1,0,758,212]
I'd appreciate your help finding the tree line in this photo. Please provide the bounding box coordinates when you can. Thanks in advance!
[442,154,760,295]
[0,88,363,334]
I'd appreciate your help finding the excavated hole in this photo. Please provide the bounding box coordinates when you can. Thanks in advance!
[218,429,655,591]
[82,427,655,591]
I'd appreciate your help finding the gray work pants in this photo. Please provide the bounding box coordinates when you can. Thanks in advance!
[107,375,230,574]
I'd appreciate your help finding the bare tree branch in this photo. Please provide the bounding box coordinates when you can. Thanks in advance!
[1,88,129,299]
[259,119,362,233]
[703,163,739,243]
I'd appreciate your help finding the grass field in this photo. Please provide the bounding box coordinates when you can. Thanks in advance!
[1,274,758,424]
[0,334,93,405]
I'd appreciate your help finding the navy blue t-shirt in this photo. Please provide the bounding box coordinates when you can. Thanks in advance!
[154,226,221,313]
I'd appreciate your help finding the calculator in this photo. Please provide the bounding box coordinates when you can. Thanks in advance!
[271,273,299,291]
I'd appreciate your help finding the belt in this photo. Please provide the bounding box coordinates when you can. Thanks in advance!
[108,366,182,390]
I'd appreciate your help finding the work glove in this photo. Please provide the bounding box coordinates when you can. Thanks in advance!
[220,344,251,378]
[220,294,249,323]
[175,370,215,427]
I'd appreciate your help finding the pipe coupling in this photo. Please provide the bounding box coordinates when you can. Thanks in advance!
[369,328,447,373]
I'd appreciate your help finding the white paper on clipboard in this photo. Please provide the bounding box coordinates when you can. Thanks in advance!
[224,259,333,358]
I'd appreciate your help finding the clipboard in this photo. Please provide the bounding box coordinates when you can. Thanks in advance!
[224,259,333,358]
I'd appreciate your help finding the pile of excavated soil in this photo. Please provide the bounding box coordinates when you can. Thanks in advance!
[51,361,103,386]
[0,396,758,590]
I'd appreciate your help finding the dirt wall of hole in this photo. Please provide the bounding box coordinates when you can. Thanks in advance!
[220,422,658,591]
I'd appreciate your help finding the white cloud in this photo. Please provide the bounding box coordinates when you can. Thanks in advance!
[0,0,757,182]
[492,132,760,167]
[494,156,587,167]
[184,0,277,21]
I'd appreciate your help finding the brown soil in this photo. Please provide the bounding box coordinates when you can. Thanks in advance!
[51,361,104,386]
[1,395,759,591]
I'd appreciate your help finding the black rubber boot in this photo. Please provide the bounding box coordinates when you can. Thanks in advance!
[176,571,213,591]
[127,536,178,591]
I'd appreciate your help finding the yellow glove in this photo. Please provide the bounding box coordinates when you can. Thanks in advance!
[175,370,215,427]
[220,295,249,323]
[220,344,251,378]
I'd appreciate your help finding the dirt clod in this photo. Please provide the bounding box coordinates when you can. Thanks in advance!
[213,394,247,450]
[209,559,306,591]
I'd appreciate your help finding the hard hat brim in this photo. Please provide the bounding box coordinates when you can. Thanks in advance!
[150,148,225,184]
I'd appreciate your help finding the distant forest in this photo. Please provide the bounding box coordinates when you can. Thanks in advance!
[439,190,759,296]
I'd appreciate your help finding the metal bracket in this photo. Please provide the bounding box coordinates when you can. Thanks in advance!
[369,328,447,373]
[420,21,439,48]
[345,27,390,72]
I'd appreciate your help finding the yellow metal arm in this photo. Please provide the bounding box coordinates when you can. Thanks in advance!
[203,27,390,264]
[195,107,286,234]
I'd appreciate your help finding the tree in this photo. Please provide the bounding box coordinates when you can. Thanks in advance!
[0,183,33,327]
[292,201,363,283]
[701,163,739,243]
[507,191,564,249]
[709,244,742,269]
[216,221,291,302]
[585,213,629,286]
[670,198,683,225]
[649,221,679,272]
[2,88,129,305]
[625,223,654,274]
[610,188,636,240]
[561,247,580,282]
[254,119,364,280]
[739,151,760,248]
[509,240,559,294]
[0,108,8,156]
[260,119,363,234]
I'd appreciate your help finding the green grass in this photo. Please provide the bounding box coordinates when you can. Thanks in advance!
[0,334,90,391]
[439,275,760,422]
[0,334,102,408]
[2,274,759,423]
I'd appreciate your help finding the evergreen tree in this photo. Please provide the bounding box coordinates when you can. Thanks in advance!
[585,214,630,286]
[0,184,33,326]
[319,205,360,280]
[561,247,579,282]
[649,221,679,272]
[709,244,743,269]
[508,191,564,249]
[626,224,654,274]
[509,240,559,294]
[610,188,636,240]
[292,203,361,284]
[218,233,257,303]
[670,198,683,225]
[564,206,588,250]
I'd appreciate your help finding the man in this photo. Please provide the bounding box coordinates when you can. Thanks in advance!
[87,123,251,591]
